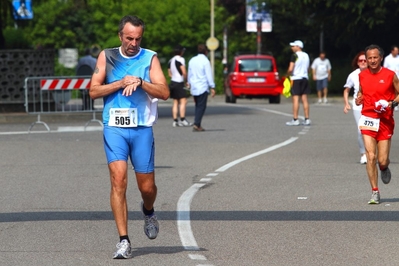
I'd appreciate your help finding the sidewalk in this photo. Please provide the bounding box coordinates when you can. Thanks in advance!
[0,94,339,124]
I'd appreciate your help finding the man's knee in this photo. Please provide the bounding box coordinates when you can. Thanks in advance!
[378,157,390,169]
[139,183,157,200]
[111,176,128,194]
[136,173,156,194]
[366,151,377,163]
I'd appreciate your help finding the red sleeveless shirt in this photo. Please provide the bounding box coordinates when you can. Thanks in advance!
[359,67,396,119]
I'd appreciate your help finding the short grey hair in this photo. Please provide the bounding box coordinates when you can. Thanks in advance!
[365,44,384,58]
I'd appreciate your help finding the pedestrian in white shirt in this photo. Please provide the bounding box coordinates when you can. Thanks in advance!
[286,40,311,126]
[383,45,399,112]
[383,45,399,77]
[311,51,332,104]
[188,44,216,132]
[343,51,368,164]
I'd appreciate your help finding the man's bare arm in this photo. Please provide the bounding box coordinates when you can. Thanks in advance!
[180,65,187,81]
[287,62,295,76]
[393,74,399,95]
[355,86,363,106]
[142,56,169,100]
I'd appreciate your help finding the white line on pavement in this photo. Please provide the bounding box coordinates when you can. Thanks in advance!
[189,254,207,260]
[177,183,206,251]
[215,137,298,173]
[178,105,303,264]
[0,126,103,135]
[177,137,298,260]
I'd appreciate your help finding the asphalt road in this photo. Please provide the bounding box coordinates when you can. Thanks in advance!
[1,96,399,266]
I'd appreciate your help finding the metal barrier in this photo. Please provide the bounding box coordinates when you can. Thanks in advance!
[24,76,103,132]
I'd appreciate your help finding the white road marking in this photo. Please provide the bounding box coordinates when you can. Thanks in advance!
[57,126,103,132]
[0,131,32,135]
[0,126,103,135]
[177,137,298,260]
[189,254,207,260]
[206,173,218,176]
[236,105,305,120]
[178,105,304,264]
[215,137,298,173]
[177,183,206,251]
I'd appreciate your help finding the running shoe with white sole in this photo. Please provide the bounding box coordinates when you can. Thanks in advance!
[180,119,193,127]
[381,167,391,184]
[360,154,367,164]
[173,121,182,127]
[368,191,380,204]
[141,202,159,239]
[303,119,311,126]
[113,239,133,259]
[286,119,300,126]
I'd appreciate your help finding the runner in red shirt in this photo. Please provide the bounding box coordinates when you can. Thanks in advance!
[356,44,399,204]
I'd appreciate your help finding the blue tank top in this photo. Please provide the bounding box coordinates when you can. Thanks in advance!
[102,47,158,126]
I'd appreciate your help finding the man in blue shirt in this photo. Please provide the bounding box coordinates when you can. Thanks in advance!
[90,15,169,259]
[188,44,216,132]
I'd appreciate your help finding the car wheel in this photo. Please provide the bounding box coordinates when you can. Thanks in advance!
[225,94,236,104]
[225,94,231,103]
[269,95,281,104]
[230,94,236,104]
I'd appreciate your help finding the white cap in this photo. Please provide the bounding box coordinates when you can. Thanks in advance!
[289,40,303,48]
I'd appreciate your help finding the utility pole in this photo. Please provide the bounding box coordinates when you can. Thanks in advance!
[207,0,219,78]
[256,2,266,55]
[256,18,262,54]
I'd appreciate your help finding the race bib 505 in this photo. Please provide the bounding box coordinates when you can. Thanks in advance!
[108,108,138,127]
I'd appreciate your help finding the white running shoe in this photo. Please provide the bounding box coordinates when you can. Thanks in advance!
[303,119,311,126]
[180,119,193,127]
[113,240,133,259]
[323,98,328,103]
[172,121,182,127]
[360,154,367,164]
[286,119,300,126]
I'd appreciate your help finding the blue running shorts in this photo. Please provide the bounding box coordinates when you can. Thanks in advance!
[103,125,155,173]
[316,78,328,91]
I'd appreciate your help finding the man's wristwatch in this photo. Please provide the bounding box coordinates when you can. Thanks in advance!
[138,77,143,87]
[392,100,398,108]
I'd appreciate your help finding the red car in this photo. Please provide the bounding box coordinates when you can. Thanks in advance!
[224,54,283,104]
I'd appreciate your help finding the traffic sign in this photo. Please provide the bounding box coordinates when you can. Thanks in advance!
[206,37,219,51]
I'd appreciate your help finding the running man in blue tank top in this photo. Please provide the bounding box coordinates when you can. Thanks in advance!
[90,15,169,259]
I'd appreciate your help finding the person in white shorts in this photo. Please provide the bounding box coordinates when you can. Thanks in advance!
[343,51,368,164]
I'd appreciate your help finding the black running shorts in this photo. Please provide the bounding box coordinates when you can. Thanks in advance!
[291,78,310,96]
[169,81,187,99]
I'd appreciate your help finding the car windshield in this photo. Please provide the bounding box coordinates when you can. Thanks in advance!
[238,59,272,72]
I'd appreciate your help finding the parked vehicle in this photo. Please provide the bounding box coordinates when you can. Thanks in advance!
[224,54,283,104]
